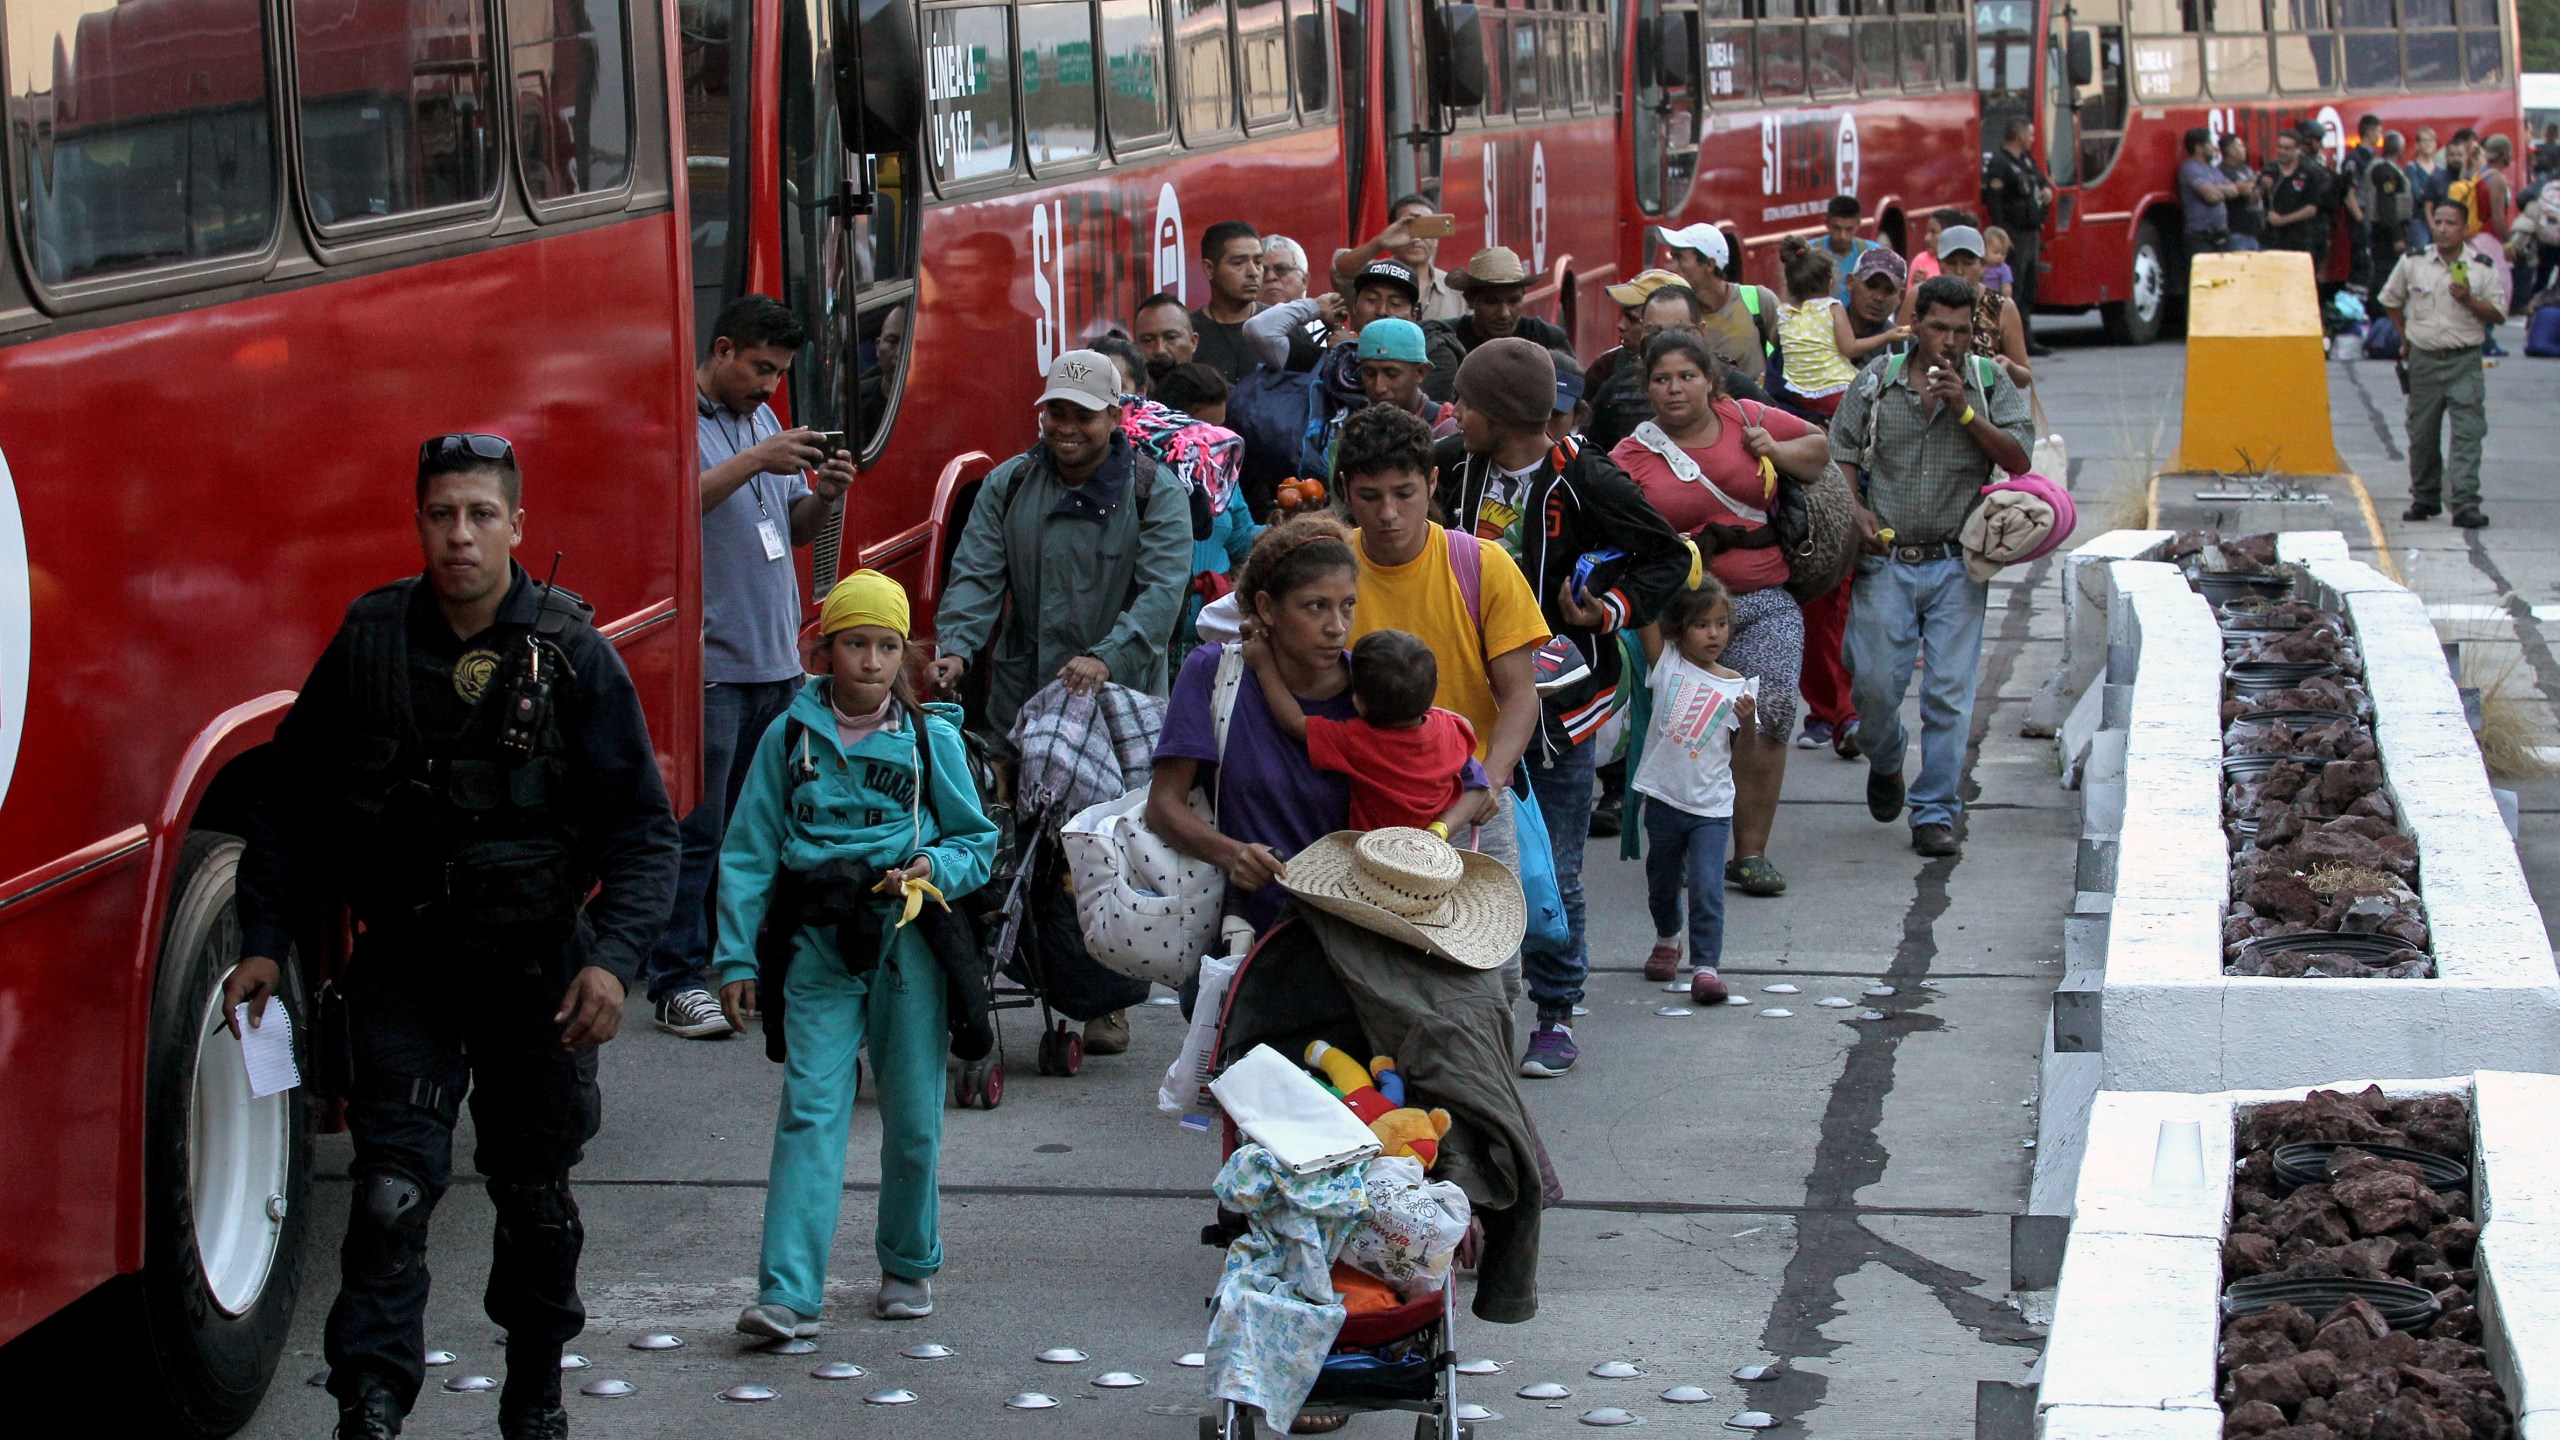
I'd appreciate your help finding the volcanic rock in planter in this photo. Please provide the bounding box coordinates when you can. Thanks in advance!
[2316,761,2384,812]
[2289,818,2419,879]
[2245,1089,2405,1150]
[2308,1296,2392,1351]
[2239,871,2327,925]
[2227,1231,2283,1278]
[2221,534,2282,570]
[2265,1188,2357,1247]
[2329,1154,2452,1238]
[2227,1399,2292,1437]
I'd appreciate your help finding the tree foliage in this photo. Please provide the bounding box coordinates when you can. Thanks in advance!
[2527,0,2558,73]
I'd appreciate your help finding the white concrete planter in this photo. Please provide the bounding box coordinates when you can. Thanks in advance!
[2088,532,2560,1093]
[2037,1072,2560,1440]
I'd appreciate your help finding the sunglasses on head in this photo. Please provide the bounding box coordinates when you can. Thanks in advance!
[418,432,515,467]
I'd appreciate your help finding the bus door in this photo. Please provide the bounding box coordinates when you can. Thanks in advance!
[780,0,923,592]
[1384,0,1488,207]
[2042,0,2125,238]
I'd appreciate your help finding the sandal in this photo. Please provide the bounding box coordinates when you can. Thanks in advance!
[1730,854,1788,897]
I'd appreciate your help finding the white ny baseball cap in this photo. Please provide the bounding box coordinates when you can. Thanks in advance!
[1036,349,1121,412]
[1654,222,1731,269]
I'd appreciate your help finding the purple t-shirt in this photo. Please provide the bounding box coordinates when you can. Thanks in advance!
[1156,643,1356,930]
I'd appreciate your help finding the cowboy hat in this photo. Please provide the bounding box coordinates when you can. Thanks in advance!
[1445,246,1533,291]
[1281,828,1525,970]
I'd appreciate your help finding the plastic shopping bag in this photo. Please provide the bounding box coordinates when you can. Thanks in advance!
[1510,781,1570,955]
[1157,920,1252,1129]
[1339,1155,1472,1299]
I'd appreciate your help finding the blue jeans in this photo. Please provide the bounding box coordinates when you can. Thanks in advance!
[645,677,799,1001]
[1643,802,1731,972]
[1847,554,1988,830]
[1524,735,1597,1023]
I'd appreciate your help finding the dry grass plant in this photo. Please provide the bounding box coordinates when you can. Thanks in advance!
[2084,398,2168,534]
[2460,646,2560,781]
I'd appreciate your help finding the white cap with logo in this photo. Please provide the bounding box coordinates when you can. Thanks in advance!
[1036,349,1122,412]
[1654,222,1731,269]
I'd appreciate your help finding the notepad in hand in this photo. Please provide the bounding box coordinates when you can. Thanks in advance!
[233,1000,301,1099]
[1208,1044,1381,1176]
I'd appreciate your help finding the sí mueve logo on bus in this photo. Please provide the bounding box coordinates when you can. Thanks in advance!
[0,446,28,813]
[1758,112,1859,222]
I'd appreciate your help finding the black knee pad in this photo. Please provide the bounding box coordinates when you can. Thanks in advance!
[346,1169,431,1283]
[489,1177,584,1269]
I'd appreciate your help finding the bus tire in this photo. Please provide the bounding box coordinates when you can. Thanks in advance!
[136,831,312,1436]
[2101,221,2168,345]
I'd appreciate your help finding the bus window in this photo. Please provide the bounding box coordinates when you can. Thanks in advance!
[1291,0,1333,112]
[1857,10,1896,93]
[1021,2,1100,166]
[1760,9,1806,97]
[293,0,501,231]
[512,0,636,201]
[1808,0,1853,93]
[1705,7,1756,102]
[2272,0,2336,92]
[1099,0,1172,146]
[1544,16,1572,110]
[1176,0,1236,135]
[2336,3,2391,88]
[681,0,749,353]
[1901,13,1938,91]
[1511,10,1542,115]
[9,0,278,286]
[2202,0,2266,96]
[1235,0,1291,125]
[2463,27,2499,85]
[927,6,1016,183]
[1939,10,1966,85]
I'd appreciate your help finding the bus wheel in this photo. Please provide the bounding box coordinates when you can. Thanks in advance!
[137,831,313,1436]
[2101,222,2168,345]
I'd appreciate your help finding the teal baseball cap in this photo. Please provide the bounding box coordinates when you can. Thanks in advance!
[1357,317,1429,365]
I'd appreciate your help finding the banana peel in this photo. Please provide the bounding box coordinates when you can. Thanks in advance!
[873,871,948,929]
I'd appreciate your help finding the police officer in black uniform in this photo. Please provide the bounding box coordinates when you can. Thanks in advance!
[225,433,679,1440]
[1982,115,2055,356]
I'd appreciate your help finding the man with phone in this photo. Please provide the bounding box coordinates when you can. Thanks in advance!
[1331,195,1469,323]
[647,294,857,1040]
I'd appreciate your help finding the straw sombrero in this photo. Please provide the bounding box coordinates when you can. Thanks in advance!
[1280,828,1526,971]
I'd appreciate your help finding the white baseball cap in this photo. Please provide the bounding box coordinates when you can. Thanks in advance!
[1035,348,1120,412]
[1654,222,1731,269]
[1936,225,1987,260]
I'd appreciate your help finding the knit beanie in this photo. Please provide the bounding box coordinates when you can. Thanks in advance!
[1454,337,1557,432]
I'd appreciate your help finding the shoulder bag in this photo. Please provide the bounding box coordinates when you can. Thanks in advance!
[1061,645,1244,985]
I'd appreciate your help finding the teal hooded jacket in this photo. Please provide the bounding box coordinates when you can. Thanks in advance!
[712,680,999,988]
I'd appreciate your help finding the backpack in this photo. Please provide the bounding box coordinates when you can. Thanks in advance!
[1224,366,1342,514]
[2526,304,2560,359]
[2361,314,2402,360]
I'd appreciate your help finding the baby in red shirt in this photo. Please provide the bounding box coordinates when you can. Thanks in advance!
[1246,629,1481,833]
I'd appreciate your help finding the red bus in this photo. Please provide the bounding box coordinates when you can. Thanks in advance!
[1978,0,2527,343]
[0,0,698,1426]
[686,0,1627,619]
[1622,0,1983,291]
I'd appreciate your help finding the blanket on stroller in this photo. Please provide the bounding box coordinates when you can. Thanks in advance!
[1296,909,1548,1323]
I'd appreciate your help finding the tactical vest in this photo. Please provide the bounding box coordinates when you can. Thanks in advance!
[330,577,594,971]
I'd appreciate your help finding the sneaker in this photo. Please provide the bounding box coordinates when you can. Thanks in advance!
[876,1274,934,1320]
[1690,968,1730,1005]
[1083,1009,1131,1055]
[2452,507,2489,530]
[1519,1023,1579,1077]
[1866,767,1906,823]
[1833,718,1861,761]
[1530,636,1592,695]
[655,988,729,1039]
[1643,938,1682,982]
[1797,719,1833,751]
[736,1302,819,1340]
[1912,823,1962,857]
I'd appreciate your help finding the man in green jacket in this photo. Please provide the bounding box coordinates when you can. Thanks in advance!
[930,349,1196,735]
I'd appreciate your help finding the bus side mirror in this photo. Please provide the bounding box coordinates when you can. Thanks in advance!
[1653,11,1697,88]
[2067,28,2094,87]
[1429,4,1487,111]
[836,0,923,153]
[1294,11,1328,113]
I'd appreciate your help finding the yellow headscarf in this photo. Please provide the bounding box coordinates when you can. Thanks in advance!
[817,568,911,637]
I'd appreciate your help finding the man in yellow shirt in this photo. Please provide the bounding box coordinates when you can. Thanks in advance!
[1332,404,1549,1010]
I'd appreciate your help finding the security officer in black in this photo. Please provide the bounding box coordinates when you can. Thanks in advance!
[1982,115,2055,356]
[226,434,679,1440]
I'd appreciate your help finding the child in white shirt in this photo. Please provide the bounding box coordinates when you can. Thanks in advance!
[1631,576,1756,1004]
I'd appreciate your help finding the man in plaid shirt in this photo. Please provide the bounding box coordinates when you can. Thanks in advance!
[1828,276,2034,859]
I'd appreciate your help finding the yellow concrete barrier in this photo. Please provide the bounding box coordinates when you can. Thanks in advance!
[2175,250,2342,475]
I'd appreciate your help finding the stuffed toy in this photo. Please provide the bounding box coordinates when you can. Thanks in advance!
[1305,1042,1452,1169]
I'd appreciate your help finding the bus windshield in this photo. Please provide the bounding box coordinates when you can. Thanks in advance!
[1976,0,2036,153]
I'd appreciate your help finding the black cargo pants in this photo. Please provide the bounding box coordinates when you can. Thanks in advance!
[322,944,600,1416]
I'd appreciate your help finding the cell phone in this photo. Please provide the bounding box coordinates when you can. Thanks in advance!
[810,430,849,459]
[1409,213,1458,239]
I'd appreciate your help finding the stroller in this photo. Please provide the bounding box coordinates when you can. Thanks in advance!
[950,684,1157,1107]
[1197,918,1476,1440]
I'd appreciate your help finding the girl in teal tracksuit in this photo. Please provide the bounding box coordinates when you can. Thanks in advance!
[714,569,997,1334]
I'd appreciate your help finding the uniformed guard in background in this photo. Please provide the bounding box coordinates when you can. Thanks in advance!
[226,433,680,1440]
[1981,115,2055,357]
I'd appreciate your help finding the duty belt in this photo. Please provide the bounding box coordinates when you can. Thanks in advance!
[1890,540,1963,563]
